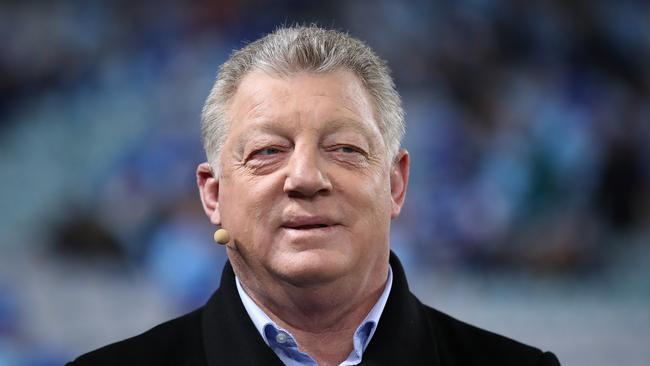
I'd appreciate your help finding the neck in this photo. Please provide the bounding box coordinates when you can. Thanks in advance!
[251,280,385,365]
[234,257,389,365]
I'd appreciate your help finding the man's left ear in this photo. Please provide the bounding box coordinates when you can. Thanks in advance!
[390,149,410,219]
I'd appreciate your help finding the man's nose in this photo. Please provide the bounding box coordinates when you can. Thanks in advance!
[283,145,332,198]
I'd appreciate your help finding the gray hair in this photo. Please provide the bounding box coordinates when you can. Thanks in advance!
[201,25,405,172]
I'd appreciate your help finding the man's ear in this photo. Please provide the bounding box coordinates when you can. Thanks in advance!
[197,162,222,225]
[390,149,410,219]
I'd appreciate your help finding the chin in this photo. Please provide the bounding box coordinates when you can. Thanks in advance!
[269,248,351,287]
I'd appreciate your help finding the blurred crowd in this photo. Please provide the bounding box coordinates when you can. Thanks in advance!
[1,0,649,364]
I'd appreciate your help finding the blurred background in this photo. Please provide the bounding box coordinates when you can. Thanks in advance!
[1,0,649,364]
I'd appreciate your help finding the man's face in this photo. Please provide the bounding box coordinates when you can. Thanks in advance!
[202,70,408,287]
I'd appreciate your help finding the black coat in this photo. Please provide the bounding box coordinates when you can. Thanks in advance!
[68,253,560,365]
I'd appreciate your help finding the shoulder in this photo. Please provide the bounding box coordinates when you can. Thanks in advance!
[421,304,560,365]
[67,308,206,366]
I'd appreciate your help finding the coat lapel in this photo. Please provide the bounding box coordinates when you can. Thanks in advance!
[362,253,441,365]
[201,261,284,366]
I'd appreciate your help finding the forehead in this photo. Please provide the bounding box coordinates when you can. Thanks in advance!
[226,70,381,137]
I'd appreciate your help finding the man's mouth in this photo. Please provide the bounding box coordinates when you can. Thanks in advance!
[286,224,330,230]
[281,216,338,230]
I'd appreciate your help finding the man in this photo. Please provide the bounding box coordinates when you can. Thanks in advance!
[69,26,560,365]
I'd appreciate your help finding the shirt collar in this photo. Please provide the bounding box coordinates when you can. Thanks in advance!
[235,266,393,364]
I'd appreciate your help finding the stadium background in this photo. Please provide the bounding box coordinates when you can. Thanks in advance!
[1,1,649,364]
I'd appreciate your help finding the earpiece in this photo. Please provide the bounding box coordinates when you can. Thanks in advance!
[213,228,231,245]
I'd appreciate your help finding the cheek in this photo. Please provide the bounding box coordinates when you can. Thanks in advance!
[337,168,393,221]
[220,174,282,230]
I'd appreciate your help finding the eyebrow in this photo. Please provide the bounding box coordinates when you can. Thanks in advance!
[240,116,377,139]
[232,112,381,157]
[234,122,289,147]
[321,117,378,137]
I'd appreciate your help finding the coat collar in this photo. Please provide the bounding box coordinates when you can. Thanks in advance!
[362,252,440,365]
[201,260,283,365]
[201,252,439,365]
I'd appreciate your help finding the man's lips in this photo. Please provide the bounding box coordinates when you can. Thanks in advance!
[286,224,329,230]
[281,216,339,230]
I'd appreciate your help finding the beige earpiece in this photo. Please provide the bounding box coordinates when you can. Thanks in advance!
[213,228,231,245]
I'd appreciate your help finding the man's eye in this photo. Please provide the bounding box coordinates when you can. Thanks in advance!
[258,147,281,155]
[335,146,358,153]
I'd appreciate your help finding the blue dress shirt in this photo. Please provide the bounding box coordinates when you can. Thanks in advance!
[235,266,393,366]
